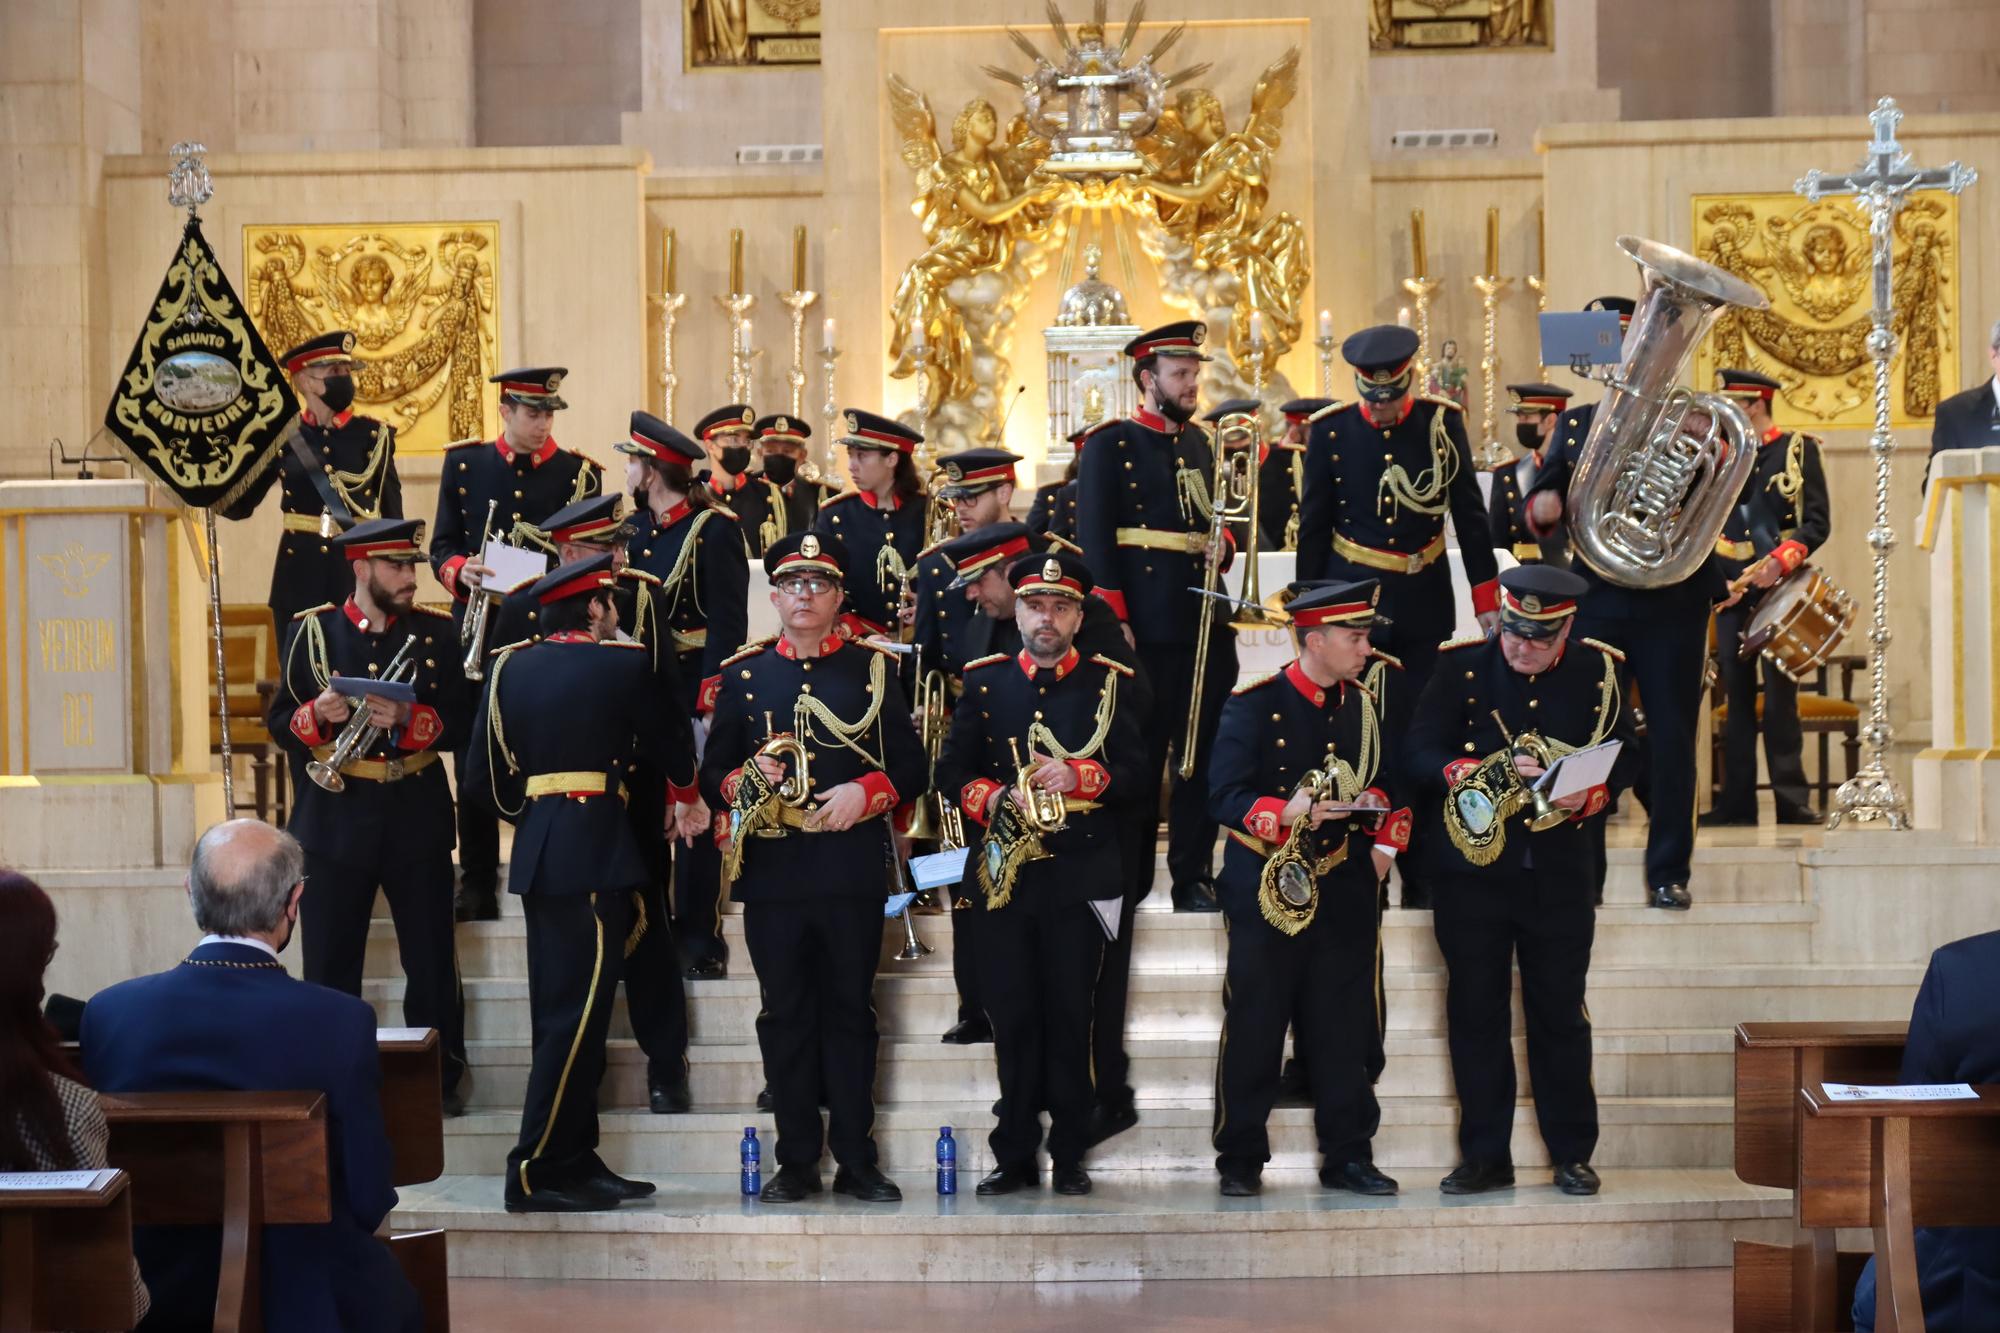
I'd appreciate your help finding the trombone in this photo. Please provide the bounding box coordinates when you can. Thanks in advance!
[459,499,501,682]
[305,635,419,793]
[907,654,966,849]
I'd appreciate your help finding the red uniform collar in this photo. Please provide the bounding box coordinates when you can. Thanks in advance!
[776,632,845,660]
[857,488,902,511]
[544,630,595,645]
[1017,646,1081,680]
[1762,426,1783,446]
[1361,397,1414,429]
[341,597,399,633]
[1131,408,1174,433]
[497,434,559,467]
[654,498,695,528]
[302,408,354,429]
[1284,661,1342,707]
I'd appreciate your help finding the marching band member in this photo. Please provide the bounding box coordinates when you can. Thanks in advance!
[814,410,929,640]
[1488,384,1573,566]
[731,414,839,557]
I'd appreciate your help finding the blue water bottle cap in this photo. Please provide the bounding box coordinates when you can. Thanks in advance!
[745,1126,757,1137]
[941,1125,952,1135]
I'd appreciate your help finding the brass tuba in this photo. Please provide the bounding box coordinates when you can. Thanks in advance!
[1566,236,1768,588]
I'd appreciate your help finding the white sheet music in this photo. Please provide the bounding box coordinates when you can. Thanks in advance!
[909,848,969,890]
[477,538,548,594]
[1822,1082,1978,1102]
[0,1169,115,1191]
[1532,739,1623,800]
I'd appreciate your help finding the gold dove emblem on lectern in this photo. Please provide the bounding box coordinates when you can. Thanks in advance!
[39,542,110,599]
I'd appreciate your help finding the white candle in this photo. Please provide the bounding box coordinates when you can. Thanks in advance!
[822,316,837,354]
[1397,306,1412,329]
[1318,309,1333,341]
[1248,310,1265,347]
[739,316,753,356]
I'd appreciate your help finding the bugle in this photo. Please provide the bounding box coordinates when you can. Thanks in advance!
[305,634,420,793]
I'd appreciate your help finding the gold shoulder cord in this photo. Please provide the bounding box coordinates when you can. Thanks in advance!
[659,509,716,626]
[324,421,393,521]
[1025,670,1119,761]
[1376,408,1457,520]
[875,542,908,593]
[483,646,525,818]
[633,579,659,672]
[758,480,785,552]
[1175,463,1215,528]
[570,464,600,504]
[1768,434,1806,502]
[794,648,889,768]
[283,611,332,702]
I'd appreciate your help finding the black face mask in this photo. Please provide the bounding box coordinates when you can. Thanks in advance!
[762,454,799,486]
[1515,421,1544,448]
[1354,371,1411,406]
[717,444,752,475]
[1156,396,1194,426]
[319,374,356,414]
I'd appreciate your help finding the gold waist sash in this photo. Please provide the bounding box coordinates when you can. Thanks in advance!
[308,745,438,783]
[773,804,886,831]
[1114,526,1204,554]
[1511,541,1544,562]
[281,512,333,535]
[525,771,628,803]
[1715,536,1755,561]
[1331,531,1445,575]
[672,627,708,650]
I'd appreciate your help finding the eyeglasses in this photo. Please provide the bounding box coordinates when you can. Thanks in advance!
[775,577,837,598]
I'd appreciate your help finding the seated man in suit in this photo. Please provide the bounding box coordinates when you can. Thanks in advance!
[80,819,419,1333]
[1853,927,2000,1332]
[1924,317,2000,489]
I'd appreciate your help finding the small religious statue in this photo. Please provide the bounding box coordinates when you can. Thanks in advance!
[1427,338,1470,411]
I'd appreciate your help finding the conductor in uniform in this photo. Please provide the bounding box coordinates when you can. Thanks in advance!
[703,532,926,1203]
[814,410,930,639]
[1208,581,1410,1198]
[218,330,403,624]
[1407,566,1635,1197]
[937,552,1144,1198]
[465,553,692,1212]
[271,518,467,1113]
[1487,384,1573,566]
[1702,369,1831,827]
[432,366,603,923]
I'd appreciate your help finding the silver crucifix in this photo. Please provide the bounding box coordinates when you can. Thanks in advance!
[1795,97,1977,832]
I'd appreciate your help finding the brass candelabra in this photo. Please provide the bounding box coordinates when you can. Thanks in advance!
[649,291,687,424]
[778,288,817,418]
[1400,275,1441,387]
[717,291,756,405]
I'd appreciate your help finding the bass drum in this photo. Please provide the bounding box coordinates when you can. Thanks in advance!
[1739,564,1856,683]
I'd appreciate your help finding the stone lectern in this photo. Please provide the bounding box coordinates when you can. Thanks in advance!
[1914,444,2000,836]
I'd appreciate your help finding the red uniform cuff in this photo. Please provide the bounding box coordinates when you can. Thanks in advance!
[398,703,442,751]
[1245,796,1289,845]
[711,809,731,847]
[667,778,699,807]
[1377,806,1413,852]
[1470,578,1499,617]
[1444,757,1479,786]
[440,554,468,600]
[1576,784,1609,820]
[697,674,721,715]
[1772,539,1807,573]
[290,701,325,745]
[961,776,1003,827]
[1095,587,1129,622]
[1067,758,1109,800]
[854,770,899,817]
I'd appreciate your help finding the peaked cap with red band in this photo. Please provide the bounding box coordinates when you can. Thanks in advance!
[1497,565,1587,640]
[537,494,633,546]
[333,516,426,563]
[281,330,359,375]
[616,409,704,466]
[532,551,619,606]
[837,408,922,454]
[936,447,1022,499]
[1007,550,1093,601]
[694,403,756,441]
[1506,382,1573,415]
[1715,367,1780,405]
[763,530,848,581]
[753,413,812,444]
[490,366,568,410]
[1124,320,1211,362]
[943,520,1036,589]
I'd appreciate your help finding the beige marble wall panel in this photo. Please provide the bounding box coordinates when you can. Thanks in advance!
[475,0,642,147]
[94,147,650,605]
[1538,113,2000,770]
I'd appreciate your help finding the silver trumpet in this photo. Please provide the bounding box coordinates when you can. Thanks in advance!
[460,499,501,682]
[305,634,419,793]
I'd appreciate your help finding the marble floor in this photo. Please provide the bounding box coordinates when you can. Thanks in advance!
[448,1266,1731,1331]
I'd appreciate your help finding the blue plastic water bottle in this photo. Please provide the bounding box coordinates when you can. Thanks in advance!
[936,1125,957,1195]
[741,1126,761,1196]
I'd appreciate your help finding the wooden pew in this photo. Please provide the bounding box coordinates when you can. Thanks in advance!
[375,1029,450,1332]
[1733,1021,1909,1332]
[100,1091,328,1333]
[0,1168,138,1333]
[1797,1082,2000,1333]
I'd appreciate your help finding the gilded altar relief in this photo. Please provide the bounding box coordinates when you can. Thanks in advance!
[241,222,500,454]
[685,0,819,68]
[1693,192,1960,427]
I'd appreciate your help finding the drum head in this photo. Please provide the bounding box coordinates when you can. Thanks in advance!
[1741,566,1812,657]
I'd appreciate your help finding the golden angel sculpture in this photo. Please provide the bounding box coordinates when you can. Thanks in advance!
[887,75,1066,453]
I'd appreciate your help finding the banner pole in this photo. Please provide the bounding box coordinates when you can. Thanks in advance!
[205,507,234,813]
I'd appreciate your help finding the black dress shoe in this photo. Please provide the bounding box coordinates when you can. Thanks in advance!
[504,1178,622,1213]
[442,1085,468,1118]
[756,1084,773,1112]
[1170,880,1220,913]
[1439,1161,1516,1195]
[1774,804,1822,825]
[832,1163,903,1202]
[940,1016,994,1044]
[758,1165,822,1203]
[1084,1101,1139,1149]
[1648,882,1692,911]
[583,1162,657,1200]
[453,888,500,923]
[1052,1164,1092,1196]
[1218,1166,1262,1197]
[1554,1161,1601,1195]
[648,1067,692,1114]
[1698,808,1756,828]
[683,955,726,980]
[975,1163,1038,1196]
[1321,1160,1397,1195]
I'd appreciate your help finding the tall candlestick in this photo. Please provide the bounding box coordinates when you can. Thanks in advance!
[822,316,837,355]
[649,290,687,424]
[729,228,744,295]
[1410,210,1427,279]
[1484,206,1500,277]
[792,225,807,292]
[661,227,676,293]
[1317,309,1333,342]
[1471,271,1514,469]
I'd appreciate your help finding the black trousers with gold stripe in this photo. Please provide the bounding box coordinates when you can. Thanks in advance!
[508,890,630,1195]
[979,898,1106,1171]
[1212,876,1381,1173]
[1432,870,1597,1167]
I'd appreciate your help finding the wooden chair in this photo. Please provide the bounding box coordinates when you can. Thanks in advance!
[0,1169,138,1333]
[100,1090,328,1333]
[210,604,288,824]
[1710,652,1864,808]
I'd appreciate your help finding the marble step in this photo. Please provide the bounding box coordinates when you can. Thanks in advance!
[453,1026,1735,1110]
[393,1166,1792,1282]
[366,963,1925,1045]
[383,901,1817,979]
[433,1095,1739,1178]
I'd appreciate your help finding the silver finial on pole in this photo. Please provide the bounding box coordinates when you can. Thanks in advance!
[167,142,213,216]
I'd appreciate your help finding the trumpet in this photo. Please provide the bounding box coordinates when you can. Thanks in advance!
[1010,737,1068,834]
[460,499,501,682]
[753,709,812,823]
[305,635,419,793]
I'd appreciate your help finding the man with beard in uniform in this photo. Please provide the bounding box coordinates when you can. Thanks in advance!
[219,330,403,624]
[432,366,602,922]
[1487,384,1572,566]
[1296,325,1498,909]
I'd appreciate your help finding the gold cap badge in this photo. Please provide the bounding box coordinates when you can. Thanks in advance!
[1042,558,1063,582]
[800,534,821,559]
[1522,594,1542,613]
[843,411,859,433]
[546,371,565,392]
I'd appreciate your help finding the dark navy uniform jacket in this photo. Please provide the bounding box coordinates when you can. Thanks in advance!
[429,436,601,609]
[1488,453,1560,565]
[1714,428,1831,583]
[936,647,1146,914]
[909,536,980,679]
[701,633,926,905]
[464,635,682,897]
[731,475,839,557]
[1209,663,1409,927]
[269,600,464,867]
[1296,397,1497,604]
[216,410,403,623]
[627,498,750,714]
[813,489,928,636]
[1025,481,1066,537]
[81,941,403,1333]
[1404,632,1635,882]
[1075,409,1234,644]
